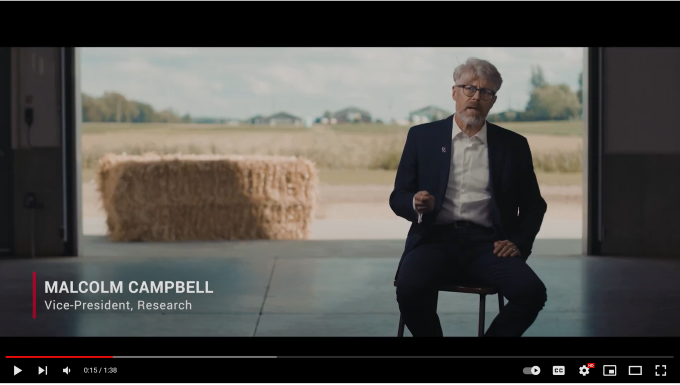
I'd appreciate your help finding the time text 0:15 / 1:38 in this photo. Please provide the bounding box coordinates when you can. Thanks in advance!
[83,367,117,374]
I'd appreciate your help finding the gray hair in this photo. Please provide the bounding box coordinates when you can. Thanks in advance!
[453,57,503,92]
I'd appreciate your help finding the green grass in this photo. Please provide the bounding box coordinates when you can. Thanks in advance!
[534,171,582,186]
[369,149,403,170]
[368,148,582,173]
[533,149,582,172]
[82,123,173,134]
[82,122,308,134]
[329,123,410,134]
[328,120,583,136]
[82,166,582,186]
[83,120,583,137]
[495,120,583,136]
[317,169,581,186]
[318,169,399,185]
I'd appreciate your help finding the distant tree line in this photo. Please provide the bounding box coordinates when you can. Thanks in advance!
[84,64,583,125]
[82,92,191,123]
[488,65,582,122]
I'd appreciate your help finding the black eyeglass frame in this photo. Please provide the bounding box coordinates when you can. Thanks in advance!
[455,85,497,100]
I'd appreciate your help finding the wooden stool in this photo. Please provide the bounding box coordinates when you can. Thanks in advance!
[394,280,504,337]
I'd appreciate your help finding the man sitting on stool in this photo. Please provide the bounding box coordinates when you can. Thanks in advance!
[390,57,548,337]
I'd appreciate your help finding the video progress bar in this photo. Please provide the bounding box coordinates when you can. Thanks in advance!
[5,356,275,359]
[7,355,674,359]
[115,356,276,358]
[280,356,675,359]
[115,356,676,359]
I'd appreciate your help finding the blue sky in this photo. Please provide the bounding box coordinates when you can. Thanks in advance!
[81,48,584,122]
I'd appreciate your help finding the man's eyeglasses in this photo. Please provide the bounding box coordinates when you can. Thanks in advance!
[456,85,496,101]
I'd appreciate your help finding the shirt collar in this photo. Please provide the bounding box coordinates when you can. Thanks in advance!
[452,114,487,144]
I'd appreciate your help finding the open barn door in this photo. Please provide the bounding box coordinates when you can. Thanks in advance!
[2,47,81,258]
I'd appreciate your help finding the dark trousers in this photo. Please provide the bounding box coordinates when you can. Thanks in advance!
[395,223,547,337]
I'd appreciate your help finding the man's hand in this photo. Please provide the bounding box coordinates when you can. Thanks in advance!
[494,240,521,258]
[414,191,435,213]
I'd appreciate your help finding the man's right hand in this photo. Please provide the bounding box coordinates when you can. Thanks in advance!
[414,191,435,213]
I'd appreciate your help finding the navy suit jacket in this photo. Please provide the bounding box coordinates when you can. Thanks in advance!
[389,115,547,279]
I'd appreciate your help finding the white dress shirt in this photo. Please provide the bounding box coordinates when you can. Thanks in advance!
[413,118,494,227]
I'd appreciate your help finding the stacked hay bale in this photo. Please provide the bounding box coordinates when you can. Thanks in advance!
[97,153,318,241]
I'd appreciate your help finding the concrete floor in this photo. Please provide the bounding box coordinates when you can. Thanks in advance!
[1,237,679,337]
[83,216,583,240]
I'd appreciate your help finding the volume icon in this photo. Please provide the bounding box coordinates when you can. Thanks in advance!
[63,367,70,374]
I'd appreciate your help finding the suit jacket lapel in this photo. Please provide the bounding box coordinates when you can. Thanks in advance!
[434,115,454,214]
[486,122,505,207]
[486,123,505,193]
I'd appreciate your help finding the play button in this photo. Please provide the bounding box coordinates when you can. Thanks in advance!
[14,366,21,376]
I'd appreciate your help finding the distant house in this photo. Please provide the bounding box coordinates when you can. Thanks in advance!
[334,107,371,123]
[192,117,243,125]
[409,106,451,124]
[248,115,266,125]
[263,112,303,126]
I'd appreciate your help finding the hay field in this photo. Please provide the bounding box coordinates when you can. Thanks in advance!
[331,119,583,136]
[81,121,584,240]
[82,121,583,182]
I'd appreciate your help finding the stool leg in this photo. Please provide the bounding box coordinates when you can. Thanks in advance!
[397,314,405,337]
[498,290,505,311]
[478,294,486,337]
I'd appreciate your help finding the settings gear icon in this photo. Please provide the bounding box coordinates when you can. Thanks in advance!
[579,365,590,376]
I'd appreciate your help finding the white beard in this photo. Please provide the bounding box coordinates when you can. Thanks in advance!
[457,108,485,126]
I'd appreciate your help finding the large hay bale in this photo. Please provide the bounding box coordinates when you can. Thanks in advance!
[97,153,318,241]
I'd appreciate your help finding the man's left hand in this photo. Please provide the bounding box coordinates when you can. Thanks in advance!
[494,240,521,257]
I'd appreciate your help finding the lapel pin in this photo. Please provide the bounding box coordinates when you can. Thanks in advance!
[442,147,446,153]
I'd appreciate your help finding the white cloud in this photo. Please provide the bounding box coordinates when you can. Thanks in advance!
[116,57,154,74]
[170,71,207,90]
[249,78,273,96]
[153,48,197,56]
[261,65,326,94]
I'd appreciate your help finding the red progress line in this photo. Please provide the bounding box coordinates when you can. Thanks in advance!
[6,356,113,358]
[32,272,36,319]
